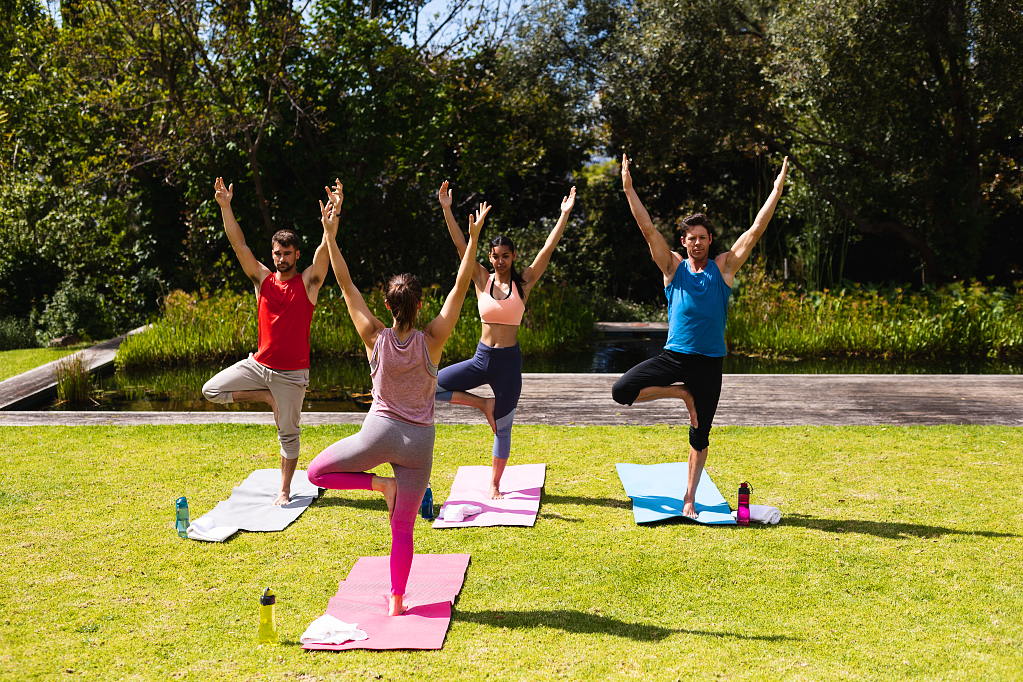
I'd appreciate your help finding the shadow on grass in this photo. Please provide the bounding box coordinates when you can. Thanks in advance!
[784,514,1019,539]
[312,495,389,513]
[543,494,631,509]
[452,609,800,642]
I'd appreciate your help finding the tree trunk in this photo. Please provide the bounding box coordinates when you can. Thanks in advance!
[244,129,276,243]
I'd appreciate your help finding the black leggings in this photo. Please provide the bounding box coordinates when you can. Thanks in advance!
[611,351,724,451]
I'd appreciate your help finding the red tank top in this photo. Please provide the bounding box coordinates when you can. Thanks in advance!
[252,274,315,370]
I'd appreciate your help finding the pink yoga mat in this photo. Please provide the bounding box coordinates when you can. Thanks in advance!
[432,463,546,528]
[302,553,470,651]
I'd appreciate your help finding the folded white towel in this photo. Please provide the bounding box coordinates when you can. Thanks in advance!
[731,504,782,525]
[186,515,240,542]
[442,504,483,523]
[300,615,368,645]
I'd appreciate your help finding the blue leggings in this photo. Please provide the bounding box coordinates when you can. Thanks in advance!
[436,343,522,460]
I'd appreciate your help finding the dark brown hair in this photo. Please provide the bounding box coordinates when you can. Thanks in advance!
[386,273,423,330]
[680,213,713,238]
[272,229,300,249]
[489,235,525,297]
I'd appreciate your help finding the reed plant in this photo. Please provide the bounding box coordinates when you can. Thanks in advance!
[728,269,1023,359]
[116,283,595,371]
[54,352,92,405]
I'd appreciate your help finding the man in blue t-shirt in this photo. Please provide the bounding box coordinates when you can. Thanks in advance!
[612,154,788,520]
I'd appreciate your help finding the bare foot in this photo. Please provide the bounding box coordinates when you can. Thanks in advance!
[489,483,504,500]
[372,475,397,522]
[388,594,407,616]
[273,490,291,506]
[682,499,698,520]
[482,398,497,435]
[678,386,698,429]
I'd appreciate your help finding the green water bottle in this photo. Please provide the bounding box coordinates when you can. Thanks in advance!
[174,497,189,539]
[258,587,278,645]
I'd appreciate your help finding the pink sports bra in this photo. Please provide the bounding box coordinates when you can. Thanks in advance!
[478,275,525,326]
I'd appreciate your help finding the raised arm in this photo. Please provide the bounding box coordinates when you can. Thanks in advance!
[520,186,576,297]
[621,155,676,280]
[215,177,272,288]
[438,181,489,291]
[424,202,491,365]
[321,198,385,358]
[718,157,788,285]
[302,180,344,304]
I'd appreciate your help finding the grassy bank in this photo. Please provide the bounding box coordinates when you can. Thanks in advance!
[0,424,1020,680]
[728,277,1023,359]
[116,277,1023,371]
[116,285,593,371]
[0,347,78,382]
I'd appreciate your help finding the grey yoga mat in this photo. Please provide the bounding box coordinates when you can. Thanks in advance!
[196,468,321,534]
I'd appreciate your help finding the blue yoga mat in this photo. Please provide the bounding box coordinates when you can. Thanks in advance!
[616,462,737,525]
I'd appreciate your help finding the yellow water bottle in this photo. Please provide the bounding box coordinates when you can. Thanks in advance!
[258,587,278,645]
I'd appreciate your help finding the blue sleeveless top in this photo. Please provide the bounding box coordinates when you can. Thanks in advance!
[664,258,731,357]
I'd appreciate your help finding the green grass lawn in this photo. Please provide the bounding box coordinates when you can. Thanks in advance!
[0,348,78,382]
[1,424,1020,681]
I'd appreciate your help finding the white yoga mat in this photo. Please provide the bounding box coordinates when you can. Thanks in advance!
[187,469,321,541]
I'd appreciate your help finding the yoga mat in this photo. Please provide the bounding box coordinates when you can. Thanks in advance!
[432,463,546,528]
[303,553,471,651]
[616,462,737,525]
[189,469,320,540]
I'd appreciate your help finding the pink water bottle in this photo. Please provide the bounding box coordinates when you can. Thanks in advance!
[737,482,751,526]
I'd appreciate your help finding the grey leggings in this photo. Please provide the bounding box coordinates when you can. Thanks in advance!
[307,413,434,595]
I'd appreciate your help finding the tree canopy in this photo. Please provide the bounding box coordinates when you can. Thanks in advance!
[2,0,1021,336]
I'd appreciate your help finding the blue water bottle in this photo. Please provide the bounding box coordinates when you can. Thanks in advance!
[420,484,434,520]
[175,496,190,539]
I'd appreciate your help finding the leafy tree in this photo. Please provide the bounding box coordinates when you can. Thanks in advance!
[766,0,1023,283]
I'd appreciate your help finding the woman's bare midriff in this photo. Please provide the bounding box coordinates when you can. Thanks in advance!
[480,322,520,348]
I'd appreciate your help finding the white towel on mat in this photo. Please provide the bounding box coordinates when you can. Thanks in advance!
[731,504,782,525]
[442,504,483,523]
[186,515,240,542]
[300,615,368,645]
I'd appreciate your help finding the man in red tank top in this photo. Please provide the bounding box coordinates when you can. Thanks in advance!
[201,177,336,505]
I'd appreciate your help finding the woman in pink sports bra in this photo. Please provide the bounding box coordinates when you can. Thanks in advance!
[435,181,577,499]
[307,180,489,616]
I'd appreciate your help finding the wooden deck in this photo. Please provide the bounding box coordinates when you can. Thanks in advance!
[1,373,1019,427]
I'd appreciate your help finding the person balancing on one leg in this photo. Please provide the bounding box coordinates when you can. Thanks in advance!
[612,154,788,520]
[433,180,577,499]
[307,181,489,617]
[201,177,332,505]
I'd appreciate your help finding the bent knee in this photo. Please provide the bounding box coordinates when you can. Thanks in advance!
[202,380,232,404]
[611,380,636,406]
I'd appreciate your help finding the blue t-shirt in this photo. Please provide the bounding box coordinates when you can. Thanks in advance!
[664,258,731,357]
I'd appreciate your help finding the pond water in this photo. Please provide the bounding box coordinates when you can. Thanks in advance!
[51,337,1022,412]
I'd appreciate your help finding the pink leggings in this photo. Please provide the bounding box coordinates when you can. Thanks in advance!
[307,414,433,596]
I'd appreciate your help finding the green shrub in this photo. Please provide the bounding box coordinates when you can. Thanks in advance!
[0,316,39,350]
[727,270,1023,359]
[39,279,114,342]
[586,292,668,322]
[116,283,596,371]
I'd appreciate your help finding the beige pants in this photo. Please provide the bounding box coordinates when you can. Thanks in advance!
[202,355,309,460]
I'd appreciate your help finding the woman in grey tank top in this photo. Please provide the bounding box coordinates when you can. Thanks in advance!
[307,182,489,617]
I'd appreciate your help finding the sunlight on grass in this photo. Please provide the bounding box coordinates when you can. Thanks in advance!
[0,348,76,382]
[1,425,1020,680]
